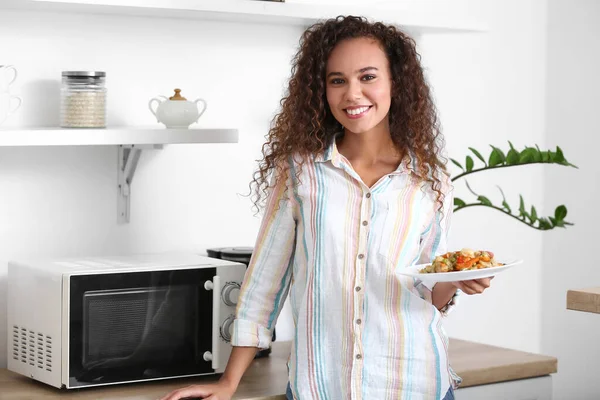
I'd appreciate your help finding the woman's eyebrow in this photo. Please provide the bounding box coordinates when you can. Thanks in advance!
[358,66,378,73]
[326,66,378,79]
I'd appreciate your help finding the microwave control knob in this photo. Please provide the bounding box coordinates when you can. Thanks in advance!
[221,282,241,307]
[203,351,213,362]
[220,315,235,342]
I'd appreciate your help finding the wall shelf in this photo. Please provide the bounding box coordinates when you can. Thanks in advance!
[0,127,238,223]
[0,127,238,147]
[567,287,600,314]
[1,0,487,33]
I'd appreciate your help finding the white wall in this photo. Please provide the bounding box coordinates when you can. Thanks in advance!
[542,0,600,399]
[0,2,572,391]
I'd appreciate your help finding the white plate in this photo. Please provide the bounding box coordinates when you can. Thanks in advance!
[397,259,523,283]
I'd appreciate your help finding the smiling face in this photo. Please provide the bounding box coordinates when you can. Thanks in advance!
[325,37,393,136]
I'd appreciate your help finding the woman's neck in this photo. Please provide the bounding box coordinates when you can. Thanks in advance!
[337,126,401,166]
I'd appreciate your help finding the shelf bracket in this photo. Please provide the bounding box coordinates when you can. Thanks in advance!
[117,144,163,223]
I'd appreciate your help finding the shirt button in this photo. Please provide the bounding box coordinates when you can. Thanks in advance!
[355,286,362,292]
[366,193,371,199]
[358,254,364,260]
[362,220,368,226]
[356,354,362,360]
[356,319,362,325]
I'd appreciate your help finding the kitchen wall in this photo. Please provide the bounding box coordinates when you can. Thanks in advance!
[0,0,556,384]
[542,0,600,398]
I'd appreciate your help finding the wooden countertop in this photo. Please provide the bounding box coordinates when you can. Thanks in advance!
[0,339,557,400]
[567,287,600,314]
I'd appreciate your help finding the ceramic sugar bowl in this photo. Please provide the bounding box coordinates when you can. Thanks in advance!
[149,88,207,128]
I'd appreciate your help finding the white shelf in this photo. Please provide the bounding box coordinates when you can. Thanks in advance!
[1,0,487,33]
[0,127,239,147]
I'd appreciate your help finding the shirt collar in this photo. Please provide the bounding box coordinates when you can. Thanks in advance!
[314,135,418,176]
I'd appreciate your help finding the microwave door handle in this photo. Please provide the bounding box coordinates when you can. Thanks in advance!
[211,275,222,371]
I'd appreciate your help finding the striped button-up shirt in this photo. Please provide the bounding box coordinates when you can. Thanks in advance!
[233,139,460,400]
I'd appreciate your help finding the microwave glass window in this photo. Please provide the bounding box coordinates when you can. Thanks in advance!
[68,269,216,387]
[83,286,195,365]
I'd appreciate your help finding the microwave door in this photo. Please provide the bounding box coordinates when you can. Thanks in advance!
[69,268,215,388]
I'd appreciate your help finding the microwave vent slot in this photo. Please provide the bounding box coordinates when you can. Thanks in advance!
[12,326,53,372]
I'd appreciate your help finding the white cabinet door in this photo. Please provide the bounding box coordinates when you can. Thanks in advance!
[456,375,552,400]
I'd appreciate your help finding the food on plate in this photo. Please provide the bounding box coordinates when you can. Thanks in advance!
[419,248,503,273]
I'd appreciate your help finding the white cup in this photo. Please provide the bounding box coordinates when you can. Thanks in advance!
[0,65,18,93]
[0,92,23,126]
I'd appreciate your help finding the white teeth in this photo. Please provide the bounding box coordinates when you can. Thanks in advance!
[346,106,369,116]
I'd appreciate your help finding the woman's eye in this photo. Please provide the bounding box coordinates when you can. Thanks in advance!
[330,78,345,85]
[362,74,376,81]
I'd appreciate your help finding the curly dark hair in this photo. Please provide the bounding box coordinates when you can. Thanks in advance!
[251,15,448,212]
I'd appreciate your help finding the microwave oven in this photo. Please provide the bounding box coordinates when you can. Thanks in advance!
[7,253,247,389]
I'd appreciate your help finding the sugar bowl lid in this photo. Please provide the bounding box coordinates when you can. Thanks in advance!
[169,88,187,100]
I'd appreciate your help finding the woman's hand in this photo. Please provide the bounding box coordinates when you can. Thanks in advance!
[160,380,236,400]
[451,277,493,295]
[161,346,257,400]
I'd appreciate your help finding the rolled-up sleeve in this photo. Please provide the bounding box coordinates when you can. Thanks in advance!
[232,168,296,349]
[414,178,459,315]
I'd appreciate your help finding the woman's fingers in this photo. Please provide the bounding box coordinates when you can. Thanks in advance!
[457,280,482,294]
[160,385,212,400]
[160,383,235,400]
[456,277,492,294]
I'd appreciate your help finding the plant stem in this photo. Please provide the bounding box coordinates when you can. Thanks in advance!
[452,162,547,182]
[453,203,573,230]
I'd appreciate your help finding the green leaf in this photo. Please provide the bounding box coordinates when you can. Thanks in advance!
[544,152,553,162]
[550,216,565,228]
[506,149,520,165]
[535,144,544,162]
[496,186,510,212]
[538,148,551,162]
[555,205,567,221]
[519,148,537,163]
[555,146,565,162]
[454,197,466,207]
[496,185,507,200]
[465,180,478,197]
[508,141,516,151]
[450,158,464,171]
[539,218,553,230]
[492,146,506,160]
[519,195,529,221]
[519,195,526,217]
[489,147,505,167]
[469,147,487,165]
[466,155,474,172]
[477,196,492,206]
[530,206,538,222]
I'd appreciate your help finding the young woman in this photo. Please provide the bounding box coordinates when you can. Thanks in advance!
[162,15,491,400]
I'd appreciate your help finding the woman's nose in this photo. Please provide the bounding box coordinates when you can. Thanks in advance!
[344,81,362,101]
